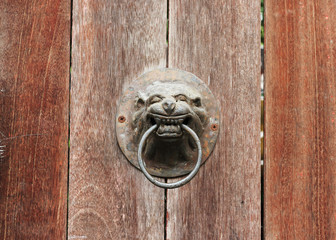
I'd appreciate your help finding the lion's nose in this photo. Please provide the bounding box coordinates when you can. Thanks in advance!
[162,99,176,115]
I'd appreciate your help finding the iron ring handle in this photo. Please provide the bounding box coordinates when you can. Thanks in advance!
[137,124,202,189]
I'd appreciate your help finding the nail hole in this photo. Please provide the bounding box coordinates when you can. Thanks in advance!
[211,124,218,131]
[118,116,126,123]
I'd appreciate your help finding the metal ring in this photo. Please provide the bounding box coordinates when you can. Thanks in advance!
[137,124,202,189]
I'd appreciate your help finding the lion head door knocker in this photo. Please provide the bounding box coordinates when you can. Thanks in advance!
[116,69,220,188]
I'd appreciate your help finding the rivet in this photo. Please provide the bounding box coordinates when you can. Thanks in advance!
[118,116,126,123]
[211,124,218,131]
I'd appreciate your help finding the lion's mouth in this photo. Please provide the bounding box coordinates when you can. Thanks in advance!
[148,114,190,138]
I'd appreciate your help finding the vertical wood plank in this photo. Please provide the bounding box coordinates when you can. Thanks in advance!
[265,1,336,239]
[0,1,70,239]
[69,1,166,239]
[167,0,261,239]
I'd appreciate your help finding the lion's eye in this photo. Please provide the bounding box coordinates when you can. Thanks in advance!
[150,96,162,104]
[175,95,187,102]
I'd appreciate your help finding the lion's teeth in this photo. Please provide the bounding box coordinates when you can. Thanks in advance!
[156,122,182,135]
[154,117,161,125]
[158,124,164,133]
[159,118,183,125]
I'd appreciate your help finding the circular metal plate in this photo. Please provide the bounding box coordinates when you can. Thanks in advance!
[116,68,220,177]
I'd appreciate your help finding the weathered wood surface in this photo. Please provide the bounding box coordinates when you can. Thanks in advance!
[167,0,261,239]
[0,1,70,239]
[265,1,336,239]
[69,1,166,239]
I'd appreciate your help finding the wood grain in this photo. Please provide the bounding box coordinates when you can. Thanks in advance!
[265,1,336,239]
[0,0,70,239]
[167,0,261,239]
[69,1,166,239]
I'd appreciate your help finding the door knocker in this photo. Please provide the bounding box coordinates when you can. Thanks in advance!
[116,68,220,188]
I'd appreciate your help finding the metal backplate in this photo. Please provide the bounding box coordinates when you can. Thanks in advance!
[116,68,220,177]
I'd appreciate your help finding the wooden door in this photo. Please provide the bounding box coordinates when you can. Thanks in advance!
[68,1,261,239]
[3,1,336,239]
[264,1,336,239]
[0,1,70,239]
[1,1,260,239]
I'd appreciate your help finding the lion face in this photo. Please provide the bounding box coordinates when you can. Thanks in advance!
[133,81,207,141]
[132,81,207,168]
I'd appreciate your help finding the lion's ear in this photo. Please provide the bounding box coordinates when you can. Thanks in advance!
[135,92,147,109]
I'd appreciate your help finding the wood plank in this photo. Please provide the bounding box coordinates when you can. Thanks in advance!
[265,1,336,239]
[0,1,70,239]
[68,1,166,239]
[167,0,261,239]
